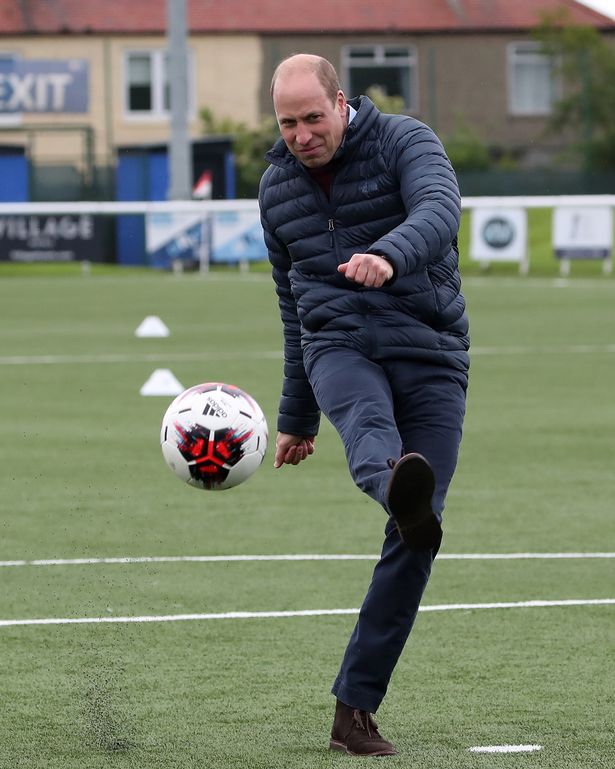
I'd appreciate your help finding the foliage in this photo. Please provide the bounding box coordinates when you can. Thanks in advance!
[442,118,491,171]
[534,10,615,169]
[365,85,406,115]
[200,107,279,198]
[365,86,494,171]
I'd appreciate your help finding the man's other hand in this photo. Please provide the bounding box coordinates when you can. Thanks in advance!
[274,433,316,468]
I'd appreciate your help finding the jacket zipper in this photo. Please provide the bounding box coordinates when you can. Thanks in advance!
[297,163,340,259]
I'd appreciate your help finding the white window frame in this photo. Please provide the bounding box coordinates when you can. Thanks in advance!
[341,44,418,112]
[507,41,561,117]
[123,48,195,121]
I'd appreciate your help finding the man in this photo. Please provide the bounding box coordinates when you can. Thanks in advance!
[259,54,469,757]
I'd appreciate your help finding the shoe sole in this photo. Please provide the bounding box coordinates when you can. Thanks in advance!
[329,739,397,756]
[385,453,441,550]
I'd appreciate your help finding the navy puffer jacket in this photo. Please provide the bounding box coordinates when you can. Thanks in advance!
[259,96,469,437]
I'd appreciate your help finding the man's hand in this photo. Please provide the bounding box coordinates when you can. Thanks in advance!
[274,432,316,468]
[338,253,393,288]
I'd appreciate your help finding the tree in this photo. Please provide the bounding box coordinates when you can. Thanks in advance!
[364,85,406,115]
[441,118,491,171]
[365,85,495,170]
[200,107,279,198]
[534,11,615,169]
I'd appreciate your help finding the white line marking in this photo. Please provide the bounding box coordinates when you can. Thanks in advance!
[0,552,613,568]
[1,344,614,366]
[0,554,379,567]
[471,344,615,356]
[469,745,543,754]
[0,351,283,366]
[0,609,358,627]
[463,275,614,289]
[1,599,613,629]
[420,599,615,611]
[439,552,615,560]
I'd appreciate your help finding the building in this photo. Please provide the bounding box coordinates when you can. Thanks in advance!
[0,0,613,199]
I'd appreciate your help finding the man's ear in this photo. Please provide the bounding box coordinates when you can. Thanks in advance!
[336,90,347,115]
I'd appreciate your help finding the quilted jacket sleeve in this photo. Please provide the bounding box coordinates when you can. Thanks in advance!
[260,210,321,437]
[367,121,461,278]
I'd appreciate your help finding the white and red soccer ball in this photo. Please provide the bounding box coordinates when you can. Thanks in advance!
[160,382,268,490]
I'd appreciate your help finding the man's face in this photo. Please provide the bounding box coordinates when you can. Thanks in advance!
[273,71,348,168]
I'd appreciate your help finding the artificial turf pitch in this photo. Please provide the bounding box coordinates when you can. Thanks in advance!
[0,267,613,768]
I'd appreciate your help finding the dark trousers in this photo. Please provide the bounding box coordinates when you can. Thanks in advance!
[303,345,467,713]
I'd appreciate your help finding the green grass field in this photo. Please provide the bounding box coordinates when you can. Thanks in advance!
[1,265,614,768]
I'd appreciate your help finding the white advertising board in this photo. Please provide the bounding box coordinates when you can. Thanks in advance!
[145,212,207,269]
[552,206,612,258]
[552,206,613,276]
[210,209,267,264]
[470,207,528,272]
[145,207,267,270]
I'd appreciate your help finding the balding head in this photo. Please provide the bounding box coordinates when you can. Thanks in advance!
[271,54,341,105]
[270,53,348,168]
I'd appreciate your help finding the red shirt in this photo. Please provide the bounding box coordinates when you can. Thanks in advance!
[307,160,341,200]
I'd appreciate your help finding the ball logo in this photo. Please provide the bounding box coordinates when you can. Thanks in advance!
[482,217,515,249]
[203,397,228,419]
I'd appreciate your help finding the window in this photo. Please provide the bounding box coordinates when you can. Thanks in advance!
[124,49,193,119]
[127,53,154,112]
[342,45,417,110]
[508,42,561,116]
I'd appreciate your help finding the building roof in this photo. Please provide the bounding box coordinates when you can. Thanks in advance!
[1,0,613,35]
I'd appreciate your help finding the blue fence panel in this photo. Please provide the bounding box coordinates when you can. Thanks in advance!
[0,154,28,202]
[115,153,149,265]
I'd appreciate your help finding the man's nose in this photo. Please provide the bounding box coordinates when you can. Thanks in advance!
[295,124,312,145]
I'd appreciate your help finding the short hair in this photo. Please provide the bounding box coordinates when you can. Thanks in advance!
[270,54,341,103]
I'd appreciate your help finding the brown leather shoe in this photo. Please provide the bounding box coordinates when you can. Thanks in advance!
[330,699,397,756]
[386,452,442,551]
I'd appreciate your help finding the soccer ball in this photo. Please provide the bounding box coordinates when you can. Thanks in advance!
[160,382,268,490]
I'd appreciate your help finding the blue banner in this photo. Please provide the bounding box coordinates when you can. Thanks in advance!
[211,210,267,263]
[0,59,89,113]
